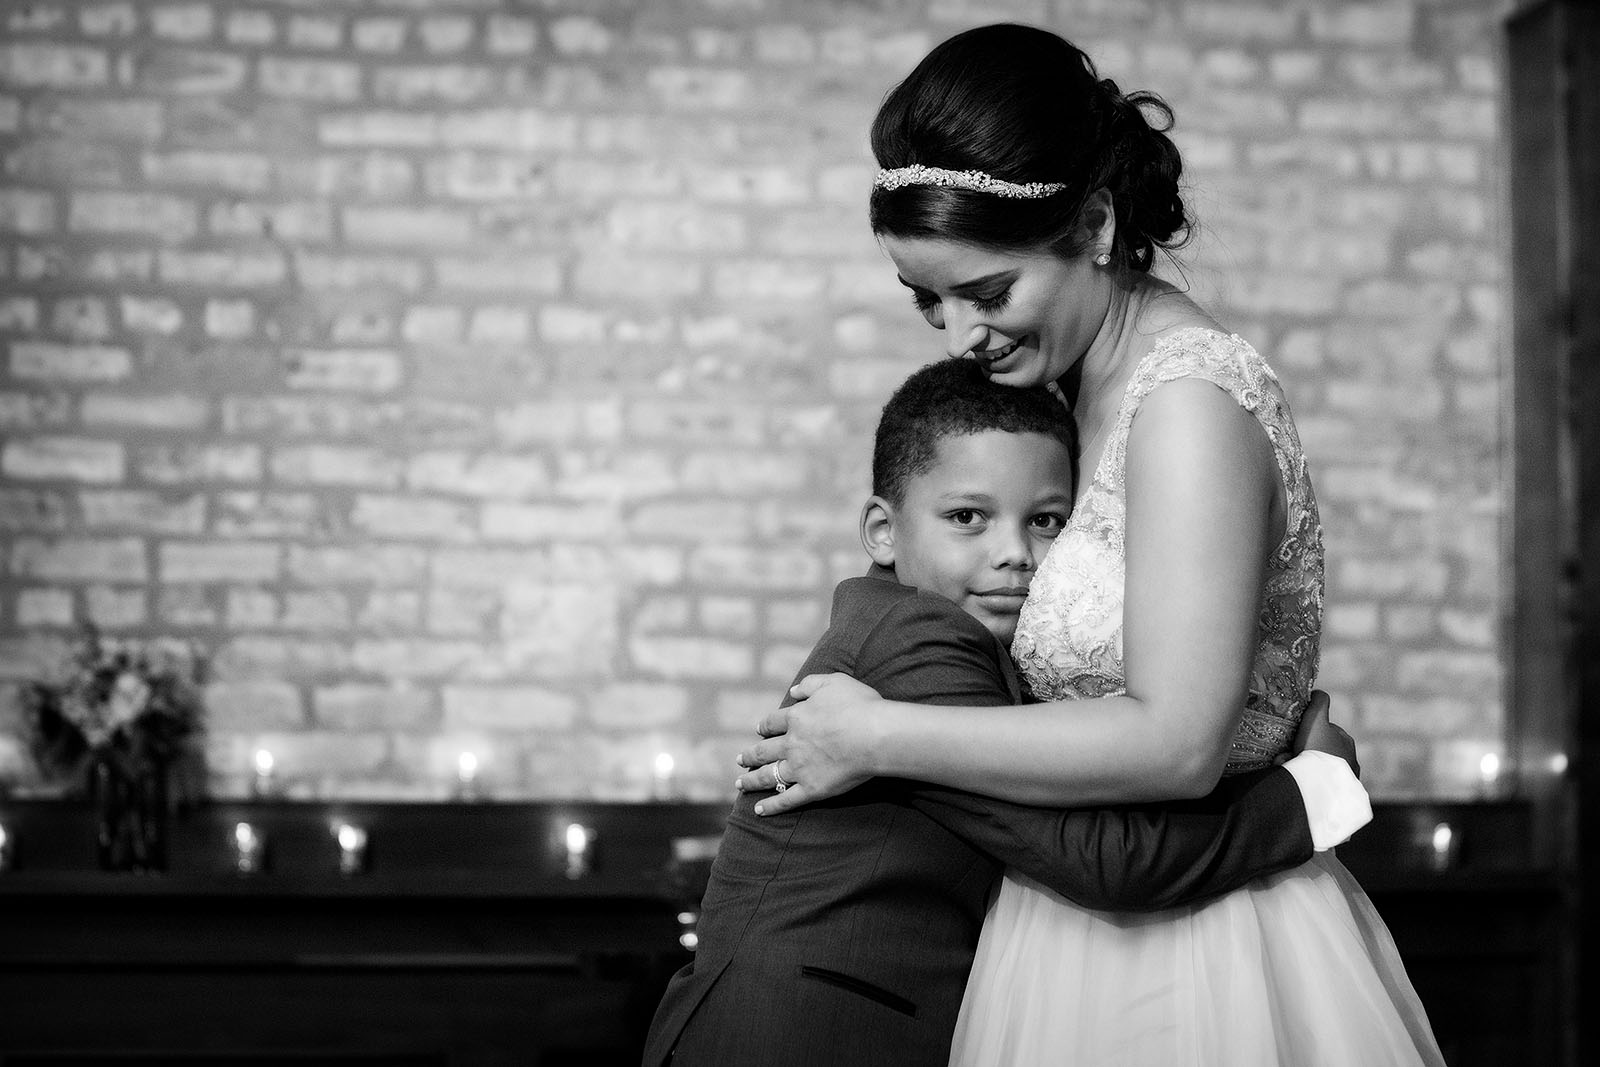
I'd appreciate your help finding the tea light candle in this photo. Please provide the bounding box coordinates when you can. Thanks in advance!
[232,821,265,875]
[334,822,368,876]
[457,750,480,800]
[652,751,677,800]
[1429,821,1457,872]
[677,909,700,952]
[252,748,275,797]
[1477,751,1501,796]
[564,821,594,879]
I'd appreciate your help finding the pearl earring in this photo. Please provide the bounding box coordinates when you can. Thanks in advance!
[1094,252,1111,267]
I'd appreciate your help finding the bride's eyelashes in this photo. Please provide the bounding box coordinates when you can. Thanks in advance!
[909,288,1015,318]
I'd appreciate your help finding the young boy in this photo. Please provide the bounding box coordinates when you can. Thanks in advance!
[642,359,1362,1067]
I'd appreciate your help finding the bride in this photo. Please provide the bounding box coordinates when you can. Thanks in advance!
[737,24,1446,1066]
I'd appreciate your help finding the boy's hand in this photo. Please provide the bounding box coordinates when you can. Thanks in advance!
[1284,689,1360,779]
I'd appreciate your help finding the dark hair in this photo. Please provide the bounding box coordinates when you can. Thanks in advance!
[869,23,1190,273]
[873,358,1078,507]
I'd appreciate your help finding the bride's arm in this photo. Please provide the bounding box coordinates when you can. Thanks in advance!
[740,381,1281,811]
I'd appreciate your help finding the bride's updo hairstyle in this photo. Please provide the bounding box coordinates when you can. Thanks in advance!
[869,23,1190,273]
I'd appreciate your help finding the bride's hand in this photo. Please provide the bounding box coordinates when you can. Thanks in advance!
[734,673,885,816]
[1283,689,1361,778]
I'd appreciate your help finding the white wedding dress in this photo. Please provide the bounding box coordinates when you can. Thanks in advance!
[950,329,1445,1066]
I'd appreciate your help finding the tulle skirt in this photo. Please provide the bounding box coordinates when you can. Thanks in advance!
[950,853,1446,1066]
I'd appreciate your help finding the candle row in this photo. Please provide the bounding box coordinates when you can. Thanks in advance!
[250,747,683,800]
[0,817,598,879]
[229,818,599,878]
[253,748,485,799]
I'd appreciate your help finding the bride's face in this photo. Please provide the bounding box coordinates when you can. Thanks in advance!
[880,234,1108,388]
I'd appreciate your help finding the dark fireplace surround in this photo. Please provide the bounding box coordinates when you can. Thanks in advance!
[0,795,1563,1066]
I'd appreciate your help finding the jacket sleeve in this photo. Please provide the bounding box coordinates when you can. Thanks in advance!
[905,772,1313,911]
[856,595,1315,911]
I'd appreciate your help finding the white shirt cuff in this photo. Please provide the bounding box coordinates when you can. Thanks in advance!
[1282,750,1373,851]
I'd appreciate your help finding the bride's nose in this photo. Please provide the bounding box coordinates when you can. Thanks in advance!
[946,317,989,360]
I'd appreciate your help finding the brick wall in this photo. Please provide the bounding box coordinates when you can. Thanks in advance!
[0,0,1511,801]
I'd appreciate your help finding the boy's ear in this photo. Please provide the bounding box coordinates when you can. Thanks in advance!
[860,496,897,568]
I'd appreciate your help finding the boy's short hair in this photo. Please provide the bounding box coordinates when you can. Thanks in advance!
[872,358,1079,507]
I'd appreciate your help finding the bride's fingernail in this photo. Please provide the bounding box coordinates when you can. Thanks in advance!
[753,803,765,816]
[734,777,744,790]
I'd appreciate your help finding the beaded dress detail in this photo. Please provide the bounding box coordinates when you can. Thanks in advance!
[1011,327,1323,771]
[949,327,1445,1067]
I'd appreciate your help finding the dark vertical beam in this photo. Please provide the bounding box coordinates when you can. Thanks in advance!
[1506,3,1600,1064]
[1567,8,1600,1066]
[1506,1,1572,864]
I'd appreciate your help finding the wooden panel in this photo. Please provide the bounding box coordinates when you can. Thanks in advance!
[1506,0,1575,872]
[0,799,1566,1064]
[1506,4,1600,1064]
[0,800,720,1066]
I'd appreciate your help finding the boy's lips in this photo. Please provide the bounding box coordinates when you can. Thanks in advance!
[973,586,1029,603]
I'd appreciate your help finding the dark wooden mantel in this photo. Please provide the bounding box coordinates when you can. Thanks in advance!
[0,795,1566,1066]
[0,798,728,1066]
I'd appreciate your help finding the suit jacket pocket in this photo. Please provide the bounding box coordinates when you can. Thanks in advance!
[797,965,917,1017]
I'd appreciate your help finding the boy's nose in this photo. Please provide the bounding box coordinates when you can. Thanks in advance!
[992,529,1036,569]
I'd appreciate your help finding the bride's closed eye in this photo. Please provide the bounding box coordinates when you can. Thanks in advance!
[909,288,1013,319]
[970,290,1011,314]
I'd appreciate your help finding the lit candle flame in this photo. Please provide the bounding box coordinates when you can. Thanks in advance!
[458,751,478,782]
[337,823,366,852]
[254,748,274,776]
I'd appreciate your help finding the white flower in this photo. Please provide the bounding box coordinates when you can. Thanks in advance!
[107,672,152,730]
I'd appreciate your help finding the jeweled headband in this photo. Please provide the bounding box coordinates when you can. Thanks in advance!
[873,164,1067,199]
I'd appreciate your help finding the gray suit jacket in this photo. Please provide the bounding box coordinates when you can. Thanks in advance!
[643,568,1314,1066]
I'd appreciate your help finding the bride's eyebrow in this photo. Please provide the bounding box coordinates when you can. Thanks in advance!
[896,270,1015,294]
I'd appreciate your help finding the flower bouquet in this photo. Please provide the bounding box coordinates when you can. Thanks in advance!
[21,624,206,871]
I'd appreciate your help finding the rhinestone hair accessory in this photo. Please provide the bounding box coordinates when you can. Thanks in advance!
[873,164,1067,199]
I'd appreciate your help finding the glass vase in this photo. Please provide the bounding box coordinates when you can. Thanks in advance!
[90,750,168,873]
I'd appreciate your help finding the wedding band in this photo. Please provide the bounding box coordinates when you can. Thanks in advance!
[772,762,790,792]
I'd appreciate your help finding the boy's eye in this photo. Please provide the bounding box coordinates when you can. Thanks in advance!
[948,509,982,526]
[1030,512,1068,536]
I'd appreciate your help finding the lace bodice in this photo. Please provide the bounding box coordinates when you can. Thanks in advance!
[1010,327,1323,772]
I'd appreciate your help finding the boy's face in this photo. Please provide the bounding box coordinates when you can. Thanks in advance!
[880,429,1075,645]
